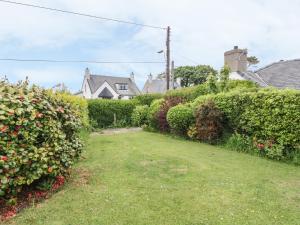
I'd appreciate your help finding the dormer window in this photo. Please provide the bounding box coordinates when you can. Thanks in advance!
[117,83,128,90]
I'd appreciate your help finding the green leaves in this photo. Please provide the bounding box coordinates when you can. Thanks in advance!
[0,80,85,200]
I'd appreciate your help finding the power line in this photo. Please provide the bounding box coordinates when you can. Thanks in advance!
[0,0,166,30]
[0,58,165,64]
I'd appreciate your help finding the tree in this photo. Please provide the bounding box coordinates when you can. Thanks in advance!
[207,73,218,94]
[247,56,260,68]
[219,65,231,92]
[174,65,217,87]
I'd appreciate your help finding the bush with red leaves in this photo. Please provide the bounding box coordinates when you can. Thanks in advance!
[195,100,224,143]
[157,96,185,132]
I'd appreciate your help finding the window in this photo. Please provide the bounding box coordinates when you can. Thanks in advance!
[117,84,128,90]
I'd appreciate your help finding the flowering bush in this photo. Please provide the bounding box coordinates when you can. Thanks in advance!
[0,81,84,200]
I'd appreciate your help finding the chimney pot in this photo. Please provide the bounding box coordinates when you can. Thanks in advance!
[224,46,248,73]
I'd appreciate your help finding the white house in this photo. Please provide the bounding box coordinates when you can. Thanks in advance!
[76,68,141,99]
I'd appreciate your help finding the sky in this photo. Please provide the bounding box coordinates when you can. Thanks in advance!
[1,0,300,92]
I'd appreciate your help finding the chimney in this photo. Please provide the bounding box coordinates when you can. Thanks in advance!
[85,68,91,80]
[224,46,248,72]
[148,73,153,83]
[130,72,135,82]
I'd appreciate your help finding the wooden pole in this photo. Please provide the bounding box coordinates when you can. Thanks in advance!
[171,60,175,89]
[166,26,171,90]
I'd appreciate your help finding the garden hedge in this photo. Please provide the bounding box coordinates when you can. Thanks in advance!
[134,93,163,106]
[165,80,258,102]
[147,98,164,130]
[131,105,149,127]
[0,81,85,199]
[88,99,137,128]
[166,104,194,135]
[193,88,300,154]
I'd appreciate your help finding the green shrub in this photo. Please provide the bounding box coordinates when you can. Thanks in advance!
[48,91,89,128]
[0,81,84,199]
[157,97,185,132]
[166,84,209,102]
[134,94,163,106]
[195,100,224,143]
[131,105,149,127]
[225,133,255,153]
[193,88,300,161]
[167,104,194,135]
[147,99,164,129]
[88,99,137,128]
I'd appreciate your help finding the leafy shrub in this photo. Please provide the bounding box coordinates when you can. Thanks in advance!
[165,80,258,103]
[88,99,137,128]
[193,88,300,162]
[195,100,224,143]
[134,94,163,106]
[51,92,89,128]
[157,97,185,132]
[166,84,209,102]
[0,81,84,199]
[147,99,164,130]
[131,105,149,126]
[167,104,194,135]
[225,133,255,153]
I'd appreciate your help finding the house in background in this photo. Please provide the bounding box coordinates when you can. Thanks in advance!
[77,68,140,99]
[142,73,180,94]
[225,46,300,89]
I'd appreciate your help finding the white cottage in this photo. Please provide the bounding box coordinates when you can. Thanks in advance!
[77,68,140,99]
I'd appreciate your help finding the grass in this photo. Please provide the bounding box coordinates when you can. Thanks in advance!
[7,131,300,225]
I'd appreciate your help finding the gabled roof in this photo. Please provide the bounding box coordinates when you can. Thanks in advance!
[254,59,300,89]
[87,74,140,96]
[98,87,114,98]
[143,78,180,94]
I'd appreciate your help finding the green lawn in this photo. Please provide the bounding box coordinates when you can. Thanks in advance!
[8,131,300,225]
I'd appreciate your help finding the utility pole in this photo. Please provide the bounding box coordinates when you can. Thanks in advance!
[171,60,175,89]
[166,26,171,90]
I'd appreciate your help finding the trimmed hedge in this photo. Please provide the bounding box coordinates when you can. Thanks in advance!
[193,88,300,156]
[167,104,194,135]
[134,93,163,106]
[0,81,84,199]
[88,99,137,128]
[165,80,258,102]
[131,105,149,126]
[147,99,164,130]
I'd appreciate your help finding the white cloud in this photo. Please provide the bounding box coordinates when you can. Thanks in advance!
[1,0,300,90]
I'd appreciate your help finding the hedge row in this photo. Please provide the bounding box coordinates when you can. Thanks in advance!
[165,80,258,102]
[192,88,300,148]
[88,99,137,128]
[142,88,300,163]
[0,81,85,199]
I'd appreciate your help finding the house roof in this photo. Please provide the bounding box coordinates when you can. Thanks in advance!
[254,59,300,89]
[98,87,114,98]
[142,79,180,94]
[87,74,140,96]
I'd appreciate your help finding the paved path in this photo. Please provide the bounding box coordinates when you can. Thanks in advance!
[92,127,142,136]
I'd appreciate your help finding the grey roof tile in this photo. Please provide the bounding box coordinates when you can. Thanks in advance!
[255,59,300,89]
[88,74,140,96]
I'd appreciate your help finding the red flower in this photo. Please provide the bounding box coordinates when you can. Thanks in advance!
[1,156,8,161]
